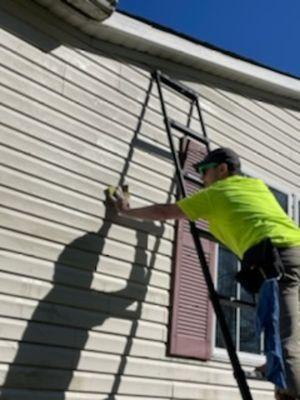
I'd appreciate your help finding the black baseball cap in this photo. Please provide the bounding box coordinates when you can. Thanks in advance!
[193,147,241,173]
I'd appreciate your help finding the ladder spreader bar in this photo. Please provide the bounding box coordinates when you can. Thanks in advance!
[168,119,210,145]
[158,71,198,101]
[218,295,256,309]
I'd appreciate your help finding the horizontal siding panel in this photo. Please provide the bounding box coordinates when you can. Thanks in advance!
[0,85,132,153]
[198,104,300,174]
[0,298,166,342]
[0,44,194,155]
[0,224,172,275]
[0,134,176,205]
[0,228,171,276]
[0,365,172,396]
[257,100,300,135]
[173,383,273,400]
[0,317,167,362]
[0,175,175,242]
[1,103,174,178]
[0,27,177,134]
[0,252,169,306]
[0,339,167,369]
[0,64,140,137]
[195,83,300,146]
[0,64,169,151]
[192,112,300,180]
[0,271,168,323]
[0,250,170,290]
[213,88,300,152]
[0,338,271,389]
[0,203,172,257]
[0,389,168,400]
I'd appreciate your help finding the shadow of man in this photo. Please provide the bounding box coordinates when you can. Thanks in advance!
[1,200,164,399]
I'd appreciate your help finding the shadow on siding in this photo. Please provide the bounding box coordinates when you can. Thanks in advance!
[0,76,174,399]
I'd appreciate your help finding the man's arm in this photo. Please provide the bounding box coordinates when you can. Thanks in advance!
[120,203,185,221]
[109,186,185,221]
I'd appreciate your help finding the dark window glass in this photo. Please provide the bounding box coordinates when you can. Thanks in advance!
[240,286,261,353]
[270,187,288,212]
[216,246,238,349]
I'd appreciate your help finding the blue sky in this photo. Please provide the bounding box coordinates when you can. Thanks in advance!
[117,0,300,78]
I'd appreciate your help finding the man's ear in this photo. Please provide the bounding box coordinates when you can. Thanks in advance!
[218,162,229,176]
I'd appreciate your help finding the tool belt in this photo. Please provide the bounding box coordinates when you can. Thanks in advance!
[235,238,285,294]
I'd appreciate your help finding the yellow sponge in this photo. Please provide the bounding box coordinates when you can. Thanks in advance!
[106,185,129,200]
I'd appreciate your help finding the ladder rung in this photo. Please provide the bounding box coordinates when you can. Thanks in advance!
[244,370,265,381]
[158,72,198,101]
[218,295,256,308]
[183,172,204,186]
[168,119,209,146]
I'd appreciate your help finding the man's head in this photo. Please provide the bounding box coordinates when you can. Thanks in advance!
[194,147,241,187]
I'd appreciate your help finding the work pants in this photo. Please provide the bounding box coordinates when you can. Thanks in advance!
[278,246,300,399]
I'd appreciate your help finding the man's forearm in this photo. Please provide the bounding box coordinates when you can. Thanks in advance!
[120,203,184,221]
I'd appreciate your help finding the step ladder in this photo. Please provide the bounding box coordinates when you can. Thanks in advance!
[152,70,256,400]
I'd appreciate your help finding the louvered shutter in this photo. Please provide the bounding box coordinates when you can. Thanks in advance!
[169,138,216,360]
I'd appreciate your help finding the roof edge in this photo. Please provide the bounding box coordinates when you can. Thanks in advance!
[119,9,299,81]
[34,3,300,101]
[95,13,300,100]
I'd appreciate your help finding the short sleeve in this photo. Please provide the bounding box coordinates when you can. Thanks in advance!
[177,189,212,221]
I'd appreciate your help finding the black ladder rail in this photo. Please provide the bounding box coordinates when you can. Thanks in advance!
[152,70,254,400]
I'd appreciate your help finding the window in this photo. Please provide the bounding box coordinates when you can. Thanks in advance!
[215,185,289,354]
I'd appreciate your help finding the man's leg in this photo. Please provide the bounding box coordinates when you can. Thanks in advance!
[278,247,300,399]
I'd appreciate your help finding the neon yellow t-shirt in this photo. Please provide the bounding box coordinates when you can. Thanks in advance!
[177,175,300,259]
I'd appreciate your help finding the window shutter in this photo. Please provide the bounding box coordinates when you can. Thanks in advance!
[169,138,216,360]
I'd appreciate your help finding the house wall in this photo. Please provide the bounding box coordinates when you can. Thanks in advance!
[0,0,299,399]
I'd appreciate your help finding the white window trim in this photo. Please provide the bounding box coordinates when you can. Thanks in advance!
[212,168,294,365]
[293,194,300,225]
[212,245,265,365]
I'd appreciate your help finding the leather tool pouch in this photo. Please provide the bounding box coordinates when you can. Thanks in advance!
[235,238,285,294]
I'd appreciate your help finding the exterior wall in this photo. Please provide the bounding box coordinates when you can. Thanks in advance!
[0,1,299,399]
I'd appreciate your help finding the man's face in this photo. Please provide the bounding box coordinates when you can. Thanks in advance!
[202,163,229,187]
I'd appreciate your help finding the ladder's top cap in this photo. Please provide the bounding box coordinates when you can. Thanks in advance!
[194,147,241,173]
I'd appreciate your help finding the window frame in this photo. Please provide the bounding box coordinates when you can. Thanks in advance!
[212,168,294,365]
[293,194,300,225]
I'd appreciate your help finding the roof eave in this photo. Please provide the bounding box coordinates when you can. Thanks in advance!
[35,4,300,101]
[95,13,300,100]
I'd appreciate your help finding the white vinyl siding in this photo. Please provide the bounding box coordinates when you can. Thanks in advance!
[0,0,299,399]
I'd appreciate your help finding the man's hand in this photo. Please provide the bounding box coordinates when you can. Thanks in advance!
[107,185,130,214]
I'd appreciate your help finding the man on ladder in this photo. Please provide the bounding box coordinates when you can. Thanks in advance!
[109,147,300,400]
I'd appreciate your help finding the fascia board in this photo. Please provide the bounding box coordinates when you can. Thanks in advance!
[91,13,300,101]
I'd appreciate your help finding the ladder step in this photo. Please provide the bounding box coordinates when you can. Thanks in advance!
[244,370,266,381]
[218,294,256,308]
[158,72,198,101]
[168,119,209,146]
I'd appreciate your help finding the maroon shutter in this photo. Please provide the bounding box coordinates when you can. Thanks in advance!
[169,139,216,360]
